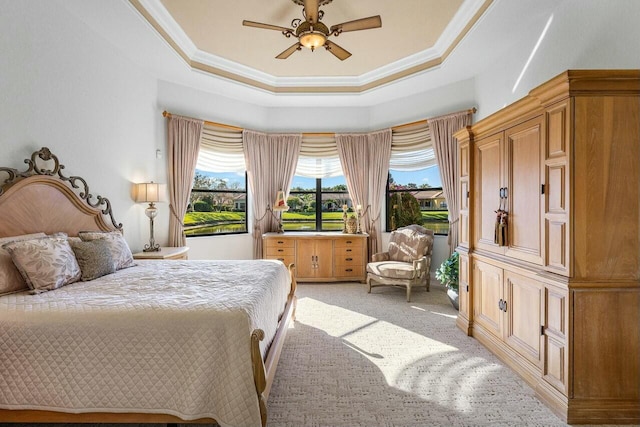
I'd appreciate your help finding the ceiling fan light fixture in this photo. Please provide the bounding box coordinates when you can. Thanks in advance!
[299,31,326,50]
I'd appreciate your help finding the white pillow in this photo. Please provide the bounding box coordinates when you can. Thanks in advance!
[2,234,81,294]
[0,232,47,295]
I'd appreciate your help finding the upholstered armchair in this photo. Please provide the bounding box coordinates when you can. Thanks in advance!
[366,225,434,302]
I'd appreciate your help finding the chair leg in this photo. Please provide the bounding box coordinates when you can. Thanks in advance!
[426,273,430,292]
[367,276,372,294]
[406,284,412,302]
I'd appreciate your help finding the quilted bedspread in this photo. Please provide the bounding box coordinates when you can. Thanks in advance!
[0,259,291,427]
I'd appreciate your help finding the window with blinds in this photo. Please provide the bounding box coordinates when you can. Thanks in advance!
[186,124,247,236]
[387,123,449,234]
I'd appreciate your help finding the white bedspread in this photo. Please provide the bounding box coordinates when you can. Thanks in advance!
[0,259,291,427]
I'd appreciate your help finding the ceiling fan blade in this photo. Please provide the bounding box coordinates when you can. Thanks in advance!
[330,15,382,34]
[242,20,292,33]
[303,0,320,23]
[324,40,351,61]
[276,43,302,59]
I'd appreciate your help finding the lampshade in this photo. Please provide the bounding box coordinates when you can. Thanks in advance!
[134,182,161,203]
[272,190,289,212]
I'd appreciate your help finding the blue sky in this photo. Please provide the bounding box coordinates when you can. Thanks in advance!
[197,165,442,190]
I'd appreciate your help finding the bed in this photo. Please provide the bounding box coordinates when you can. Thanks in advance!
[0,147,297,427]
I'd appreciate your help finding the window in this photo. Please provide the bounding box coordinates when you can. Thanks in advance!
[284,175,351,231]
[184,124,247,237]
[185,170,247,236]
[386,167,449,235]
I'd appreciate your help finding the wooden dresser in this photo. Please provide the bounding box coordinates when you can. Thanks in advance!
[454,70,639,424]
[263,232,368,282]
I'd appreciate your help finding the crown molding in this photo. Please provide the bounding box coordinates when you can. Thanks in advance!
[131,0,492,93]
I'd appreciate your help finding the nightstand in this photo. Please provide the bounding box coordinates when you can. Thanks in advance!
[132,246,189,260]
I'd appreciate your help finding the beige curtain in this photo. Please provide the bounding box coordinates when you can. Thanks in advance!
[243,130,301,259]
[167,115,204,247]
[337,129,392,260]
[430,111,473,255]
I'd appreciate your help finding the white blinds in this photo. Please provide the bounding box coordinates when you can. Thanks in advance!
[390,123,435,171]
[295,134,342,178]
[195,122,434,174]
[196,124,245,172]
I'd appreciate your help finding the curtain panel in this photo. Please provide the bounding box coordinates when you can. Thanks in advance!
[430,111,473,255]
[337,129,391,259]
[167,115,204,247]
[243,130,301,259]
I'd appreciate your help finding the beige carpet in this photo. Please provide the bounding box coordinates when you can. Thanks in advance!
[267,281,569,427]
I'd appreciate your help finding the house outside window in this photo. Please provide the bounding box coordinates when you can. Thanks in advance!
[185,170,248,236]
[283,175,352,231]
[386,167,449,235]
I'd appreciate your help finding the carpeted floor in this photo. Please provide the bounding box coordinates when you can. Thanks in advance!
[267,281,568,427]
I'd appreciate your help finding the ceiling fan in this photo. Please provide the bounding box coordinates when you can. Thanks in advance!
[242,0,382,60]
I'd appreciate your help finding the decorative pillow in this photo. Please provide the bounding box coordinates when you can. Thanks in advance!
[70,239,115,281]
[78,231,135,271]
[0,232,47,295]
[388,228,433,263]
[2,235,81,294]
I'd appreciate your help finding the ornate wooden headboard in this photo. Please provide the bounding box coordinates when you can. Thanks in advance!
[0,147,122,238]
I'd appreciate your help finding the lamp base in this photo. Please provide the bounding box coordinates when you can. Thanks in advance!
[143,243,160,252]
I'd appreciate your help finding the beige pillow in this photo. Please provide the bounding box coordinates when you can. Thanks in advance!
[78,231,135,271]
[70,239,116,281]
[3,235,81,294]
[388,228,432,262]
[0,232,47,295]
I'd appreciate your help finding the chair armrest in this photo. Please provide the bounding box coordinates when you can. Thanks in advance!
[372,252,390,262]
[412,256,428,274]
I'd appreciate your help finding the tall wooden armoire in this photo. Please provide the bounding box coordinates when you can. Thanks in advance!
[454,70,639,424]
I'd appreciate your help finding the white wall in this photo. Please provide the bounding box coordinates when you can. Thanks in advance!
[0,0,163,252]
[474,0,640,120]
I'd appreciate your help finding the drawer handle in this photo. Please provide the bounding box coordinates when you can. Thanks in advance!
[346,240,352,244]
[346,257,353,261]
[345,268,353,272]
[278,249,284,252]
[277,241,285,244]
[346,249,352,252]
[277,258,284,261]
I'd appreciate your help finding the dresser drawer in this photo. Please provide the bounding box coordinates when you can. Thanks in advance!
[266,255,295,267]
[335,246,363,259]
[265,247,295,257]
[335,255,362,267]
[264,238,295,249]
[334,237,364,249]
[334,265,364,278]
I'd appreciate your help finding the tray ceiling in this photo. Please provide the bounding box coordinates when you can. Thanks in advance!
[132,0,492,93]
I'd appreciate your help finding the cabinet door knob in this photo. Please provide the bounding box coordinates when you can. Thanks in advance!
[498,299,504,311]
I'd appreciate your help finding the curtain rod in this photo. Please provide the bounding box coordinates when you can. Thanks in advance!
[162,107,477,136]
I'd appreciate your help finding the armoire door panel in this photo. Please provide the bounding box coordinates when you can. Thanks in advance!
[544,100,571,277]
[475,135,503,254]
[473,260,503,338]
[503,271,543,368]
[504,117,544,265]
[546,220,567,272]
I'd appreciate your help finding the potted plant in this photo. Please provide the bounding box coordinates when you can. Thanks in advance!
[435,251,459,310]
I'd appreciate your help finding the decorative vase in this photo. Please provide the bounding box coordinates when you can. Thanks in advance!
[345,216,357,234]
[447,288,459,310]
